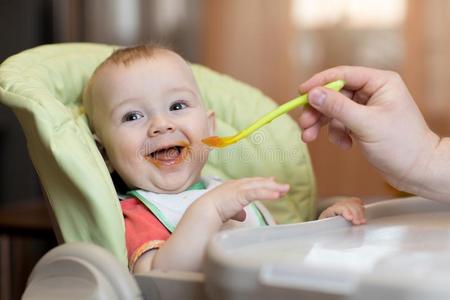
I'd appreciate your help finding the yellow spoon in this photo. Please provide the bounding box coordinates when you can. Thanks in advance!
[202,79,345,148]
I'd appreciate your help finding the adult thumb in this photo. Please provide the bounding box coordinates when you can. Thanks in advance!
[308,87,368,133]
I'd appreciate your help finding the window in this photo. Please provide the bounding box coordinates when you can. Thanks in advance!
[291,0,406,75]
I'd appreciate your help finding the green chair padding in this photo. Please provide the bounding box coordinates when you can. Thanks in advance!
[0,43,316,266]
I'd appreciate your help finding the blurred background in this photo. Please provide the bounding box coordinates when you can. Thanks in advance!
[1,0,450,299]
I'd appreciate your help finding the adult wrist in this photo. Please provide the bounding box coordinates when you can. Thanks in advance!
[399,133,450,202]
[421,136,450,201]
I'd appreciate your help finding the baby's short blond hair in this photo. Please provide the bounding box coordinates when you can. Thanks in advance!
[83,44,167,129]
[99,44,162,68]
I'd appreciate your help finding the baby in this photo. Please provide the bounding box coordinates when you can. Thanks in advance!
[83,45,365,273]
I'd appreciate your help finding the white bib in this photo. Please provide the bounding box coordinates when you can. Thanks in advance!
[128,176,272,232]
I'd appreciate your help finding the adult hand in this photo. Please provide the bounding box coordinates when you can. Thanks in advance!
[297,66,443,199]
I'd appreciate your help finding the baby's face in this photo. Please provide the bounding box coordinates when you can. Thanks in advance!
[90,50,215,193]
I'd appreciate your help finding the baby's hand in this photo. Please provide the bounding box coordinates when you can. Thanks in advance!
[319,197,366,225]
[198,177,290,223]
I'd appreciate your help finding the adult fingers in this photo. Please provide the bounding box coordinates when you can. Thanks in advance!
[299,65,387,98]
[298,88,354,130]
[298,105,322,129]
[307,87,369,136]
[301,114,331,143]
[328,119,353,150]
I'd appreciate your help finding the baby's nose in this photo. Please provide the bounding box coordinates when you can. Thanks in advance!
[148,117,175,136]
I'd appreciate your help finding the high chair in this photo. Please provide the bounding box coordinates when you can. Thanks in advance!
[0,43,316,299]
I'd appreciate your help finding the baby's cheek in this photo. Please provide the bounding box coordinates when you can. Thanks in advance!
[191,144,209,164]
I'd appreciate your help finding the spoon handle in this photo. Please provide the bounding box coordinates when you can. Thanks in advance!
[235,79,345,141]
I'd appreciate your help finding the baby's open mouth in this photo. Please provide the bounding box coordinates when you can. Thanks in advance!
[145,144,189,167]
[150,146,184,161]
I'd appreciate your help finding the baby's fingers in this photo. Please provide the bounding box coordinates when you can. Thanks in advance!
[339,198,366,225]
[319,206,350,220]
[231,210,247,222]
[216,187,285,222]
[243,187,286,202]
[319,204,365,225]
[243,177,290,194]
[347,200,366,225]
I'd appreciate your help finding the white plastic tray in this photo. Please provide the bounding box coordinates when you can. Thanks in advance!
[205,197,450,300]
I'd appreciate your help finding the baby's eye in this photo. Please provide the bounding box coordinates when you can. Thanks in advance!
[122,111,144,122]
[170,101,187,111]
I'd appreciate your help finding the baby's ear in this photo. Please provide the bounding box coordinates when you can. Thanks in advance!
[207,110,216,136]
[94,134,114,173]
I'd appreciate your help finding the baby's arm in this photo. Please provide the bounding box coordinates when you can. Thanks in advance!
[318,197,366,225]
[134,177,289,273]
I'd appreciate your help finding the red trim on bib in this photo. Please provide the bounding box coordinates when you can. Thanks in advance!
[120,197,170,270]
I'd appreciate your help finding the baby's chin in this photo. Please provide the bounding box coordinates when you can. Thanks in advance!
[145,176,201,194]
